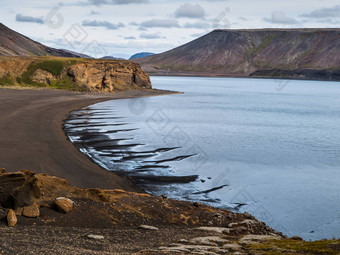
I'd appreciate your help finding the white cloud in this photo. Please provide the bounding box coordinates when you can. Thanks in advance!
[88,0,148,6]
[264,11,299,24]
[82,20,125,30]
[174,3,205,19]
[140,32,165,39]
[300,5,340,19]
[16,14,44,24]
[139,19,180,28]
[184,22,210,29]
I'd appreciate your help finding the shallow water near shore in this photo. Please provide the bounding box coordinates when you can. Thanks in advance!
[65,77,340,241]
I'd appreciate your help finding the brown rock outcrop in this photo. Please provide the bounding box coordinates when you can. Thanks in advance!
[0,56,152,92]
[65,61,151,92]
[0,169,41,209]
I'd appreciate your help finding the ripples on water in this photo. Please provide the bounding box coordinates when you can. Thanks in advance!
[65,77,340,241]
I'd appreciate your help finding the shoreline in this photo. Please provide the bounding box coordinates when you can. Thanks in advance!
[1,86,339,254]
[148,72,340,83]
[0,87,178,191]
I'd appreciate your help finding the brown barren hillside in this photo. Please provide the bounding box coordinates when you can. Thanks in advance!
[0,23,81,58]
[135,28,340,81]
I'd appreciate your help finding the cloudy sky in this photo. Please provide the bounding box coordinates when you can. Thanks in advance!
[1,0,339,58]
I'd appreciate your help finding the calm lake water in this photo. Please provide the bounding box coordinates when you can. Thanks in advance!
[65,77,340,241]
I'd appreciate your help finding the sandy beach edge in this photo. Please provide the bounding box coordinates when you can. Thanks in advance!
[0,86,180,192]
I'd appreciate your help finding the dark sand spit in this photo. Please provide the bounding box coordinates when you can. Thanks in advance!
[0,87,176,191]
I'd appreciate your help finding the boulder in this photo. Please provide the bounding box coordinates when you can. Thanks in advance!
[55,197,74,213]
[23,203,40,218]
[15,207,24,216]
[7,209,17,227]
[31,69,56,84]
[0,169,41,209]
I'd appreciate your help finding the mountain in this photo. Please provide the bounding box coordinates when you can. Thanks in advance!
[0,23,80,58]
[135,29,340,81]
[129,52,155,60]
[100,56,126,60]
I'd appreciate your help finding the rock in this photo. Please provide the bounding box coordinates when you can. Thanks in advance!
[138,225,159,231]
[192,202,200,207]
[0,169,41,209]
[223,243,242,251]
[65,61,151,92]
[32,69,56,84]
[54,197,74,213]
[178,239,189,244]
[207,221,213,226]
[194,227,231,234]
[15,207,23,216]
[291,236,303,241]
[244,212,253,219]
[23,203,40,218]
[0,57,152,93]
[239,234,282,244]
[7,209,17,227]
[87,234,105,240]
[188,236,228,246]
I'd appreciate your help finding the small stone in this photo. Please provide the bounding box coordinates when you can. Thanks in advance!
[160,195,167,199]
[214,213,222,218]
[87,234,104,240]
[23,203,40,218]
[178,239,189,244]
[291,236,303,241]
[55,197,74,213]
[138,225,159,231]
[7,209,17,227]
[244,212,252,219]
[207,221,213,226]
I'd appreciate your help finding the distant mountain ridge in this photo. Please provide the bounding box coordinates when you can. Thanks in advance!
[135,29,340,81]
[129,52,155,60]
[0,23,81,58]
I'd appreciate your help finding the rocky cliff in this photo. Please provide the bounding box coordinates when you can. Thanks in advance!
[135,28,340,81]
[0,56,152,92]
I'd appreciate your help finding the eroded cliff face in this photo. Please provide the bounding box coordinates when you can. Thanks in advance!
[0,57,152,92]
[65,61,151,92]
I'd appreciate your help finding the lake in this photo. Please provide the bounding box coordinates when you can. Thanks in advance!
[65,76,340,241]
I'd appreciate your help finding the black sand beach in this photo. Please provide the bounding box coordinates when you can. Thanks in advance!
[0,87,174,190]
